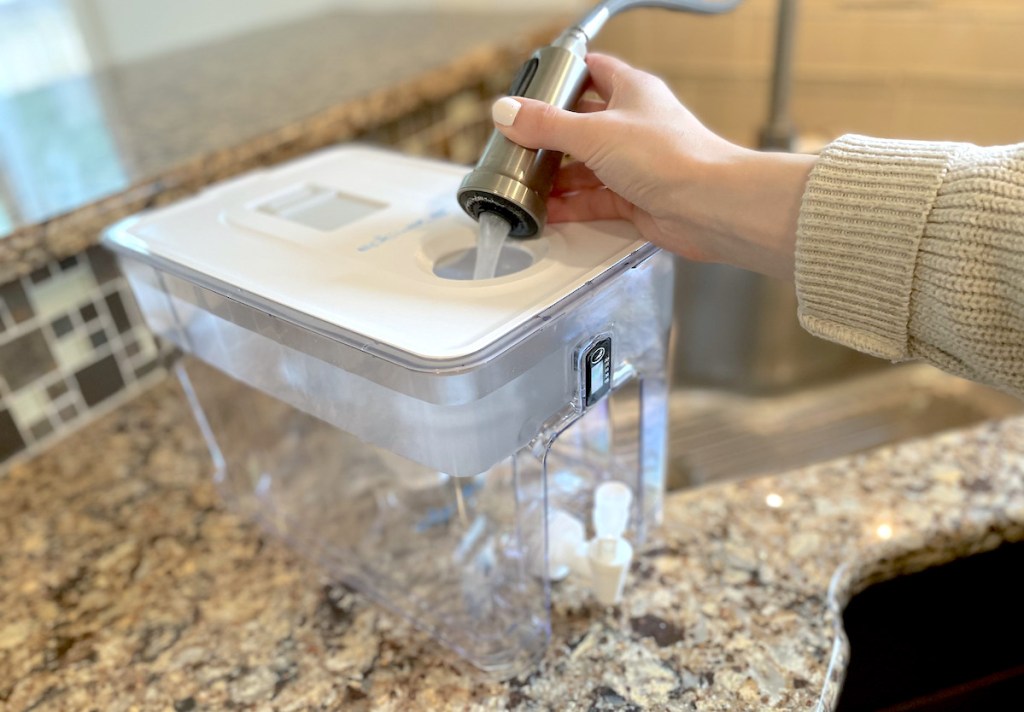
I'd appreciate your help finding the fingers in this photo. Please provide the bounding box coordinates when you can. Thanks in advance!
[584,53,639,102]
[491,96,596,161]
[488,56,639,159]
[552,161,603,194]
[576,98,607,114]
[547,188,634,224]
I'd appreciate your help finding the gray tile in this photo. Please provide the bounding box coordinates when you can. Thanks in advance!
[87,246,121,284]
[0,408,25,462]
[134,358,162,381]
[58,403,78,423]
[89,330,108,349]
[105,292,131,334]
[0,329,57,392]
[29,418,54,442]
[75,354,125,407]
[80,302,99,323]
[0,280,34,323]
[51,315,74,339]
[47,379,69,400]
[29,265,51,284]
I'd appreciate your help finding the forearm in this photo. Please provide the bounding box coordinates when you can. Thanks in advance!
[795,134,1024,397]
[661,145,813,281]
[708,148,814,281]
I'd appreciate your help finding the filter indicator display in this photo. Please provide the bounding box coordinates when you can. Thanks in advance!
[581,336,612,408]
[590,359,605,390]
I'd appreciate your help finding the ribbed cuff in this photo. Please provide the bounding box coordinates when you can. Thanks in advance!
[795,134,966,360]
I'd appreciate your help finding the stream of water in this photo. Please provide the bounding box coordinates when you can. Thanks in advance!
[472,212,512,280]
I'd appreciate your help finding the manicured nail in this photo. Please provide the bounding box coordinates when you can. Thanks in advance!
[492,97,522,127]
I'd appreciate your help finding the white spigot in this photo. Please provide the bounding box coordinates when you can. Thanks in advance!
[547,509,586,581]
[593,480,632,539]
[543,480,635,605]
[588,481,634,605]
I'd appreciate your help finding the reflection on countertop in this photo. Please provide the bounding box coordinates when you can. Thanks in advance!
[0,10,562,281]
[2,374,1022,710]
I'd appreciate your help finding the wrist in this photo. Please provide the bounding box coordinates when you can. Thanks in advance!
[704,148,816,280]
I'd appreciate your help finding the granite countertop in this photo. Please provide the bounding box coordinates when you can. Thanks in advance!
[3,376,1023,711]
[0,11,562,282]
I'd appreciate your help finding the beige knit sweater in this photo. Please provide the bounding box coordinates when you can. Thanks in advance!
[796,134,1024,399]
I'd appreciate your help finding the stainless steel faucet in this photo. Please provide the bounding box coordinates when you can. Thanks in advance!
[457,0,742,238]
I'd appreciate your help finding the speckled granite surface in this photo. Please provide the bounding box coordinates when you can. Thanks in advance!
[0,11,561,282]
[3,376,1023,711]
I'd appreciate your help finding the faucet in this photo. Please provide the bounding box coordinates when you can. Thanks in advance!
[457,0,742,238]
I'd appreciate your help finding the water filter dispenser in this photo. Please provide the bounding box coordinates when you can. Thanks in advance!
[104,146,674,677]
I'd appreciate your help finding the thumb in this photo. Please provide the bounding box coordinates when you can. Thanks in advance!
[491,96,597,162]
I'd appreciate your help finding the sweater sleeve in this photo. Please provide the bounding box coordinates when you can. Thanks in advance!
[795,134,1024,398]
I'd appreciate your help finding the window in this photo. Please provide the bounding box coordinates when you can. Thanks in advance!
[0,0,92,96]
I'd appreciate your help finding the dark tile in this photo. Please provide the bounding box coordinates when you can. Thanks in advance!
[0,329,57,391]
[105,292,131,334]
[159,343,181,368]
[87,246,121,284]
[0,280,34,323]
[89,330,108,348]
[47,379,69,400]
[29,265,51,284]
[0,318,5,335]
[75,354,125,407]
[51,315,74,338]
[80,302,99,323]
[58,403,78,423]
[29,418,54,442]
[58,255,78,271]
[135,358,161,381]
[125,340,141,359]
[0,409,26,461]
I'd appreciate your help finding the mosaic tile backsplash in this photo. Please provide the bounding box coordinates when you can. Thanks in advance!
[0,247,166,465]
[0,85,500,469]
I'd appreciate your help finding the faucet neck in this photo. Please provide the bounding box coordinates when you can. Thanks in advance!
[573,0,743,43]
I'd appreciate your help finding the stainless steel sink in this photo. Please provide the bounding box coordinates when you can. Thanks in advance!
[665,259,1023,491]
[666,362,1022,490]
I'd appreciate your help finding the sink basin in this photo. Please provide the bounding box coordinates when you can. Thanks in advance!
[663,258,1022,491]
[835,541,1024,711]
[666,362,1022,490]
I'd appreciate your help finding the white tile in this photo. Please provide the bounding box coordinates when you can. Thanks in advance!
[132,328,158,364]
[25,265,97,320]
[53,331,94,371]
[8,385,50,429]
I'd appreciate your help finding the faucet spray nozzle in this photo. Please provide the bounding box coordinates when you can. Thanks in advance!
[456,0,743,237]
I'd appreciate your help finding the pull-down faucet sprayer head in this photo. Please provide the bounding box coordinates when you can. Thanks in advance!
[456,0,742,238]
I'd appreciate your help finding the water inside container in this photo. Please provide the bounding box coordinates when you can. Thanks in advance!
[472,212,512,280]
[434,246,533,280]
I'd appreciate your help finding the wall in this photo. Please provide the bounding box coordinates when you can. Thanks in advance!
[69,0,585,68]
[593,0,1024,149]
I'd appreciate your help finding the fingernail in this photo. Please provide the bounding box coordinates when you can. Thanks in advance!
[492,97,522,127]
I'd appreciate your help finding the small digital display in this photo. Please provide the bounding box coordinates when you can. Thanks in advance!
[581,337,612,408]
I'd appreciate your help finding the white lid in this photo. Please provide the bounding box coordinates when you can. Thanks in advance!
[108,146,646,362]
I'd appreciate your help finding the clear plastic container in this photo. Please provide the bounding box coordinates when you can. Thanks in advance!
[105,147,674,676]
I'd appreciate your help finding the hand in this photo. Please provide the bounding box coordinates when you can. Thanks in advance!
[491,53,816,280]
